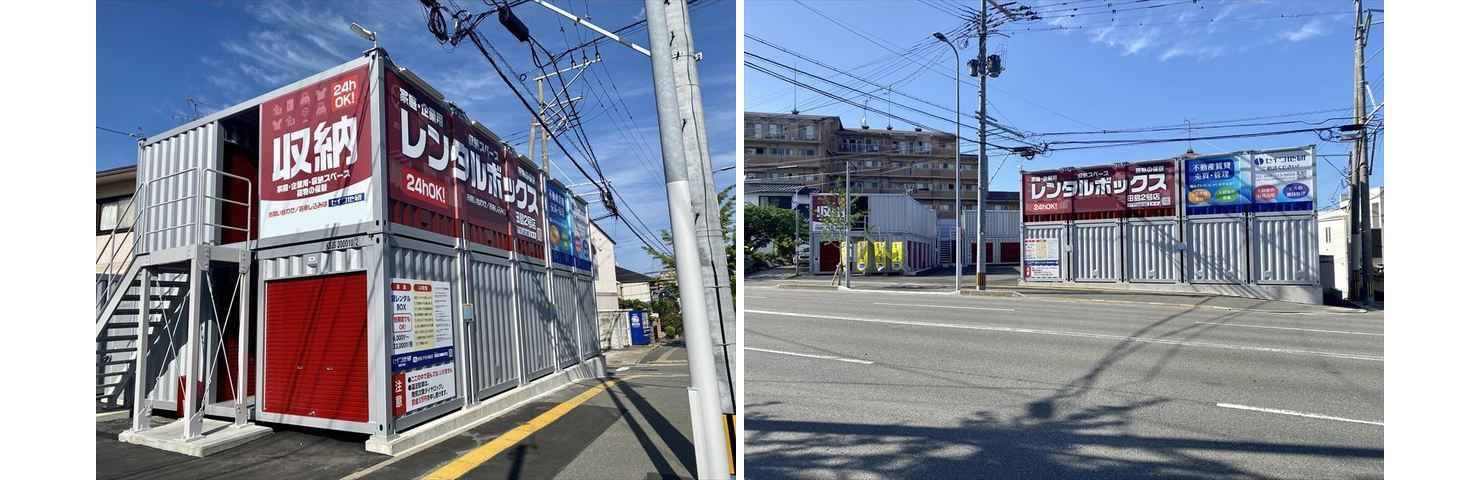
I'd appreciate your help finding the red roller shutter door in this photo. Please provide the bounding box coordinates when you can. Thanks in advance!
[262,272,369,423]
[1001,242,1021,264]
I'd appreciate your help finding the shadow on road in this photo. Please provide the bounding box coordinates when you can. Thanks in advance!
[745,296,1384,478]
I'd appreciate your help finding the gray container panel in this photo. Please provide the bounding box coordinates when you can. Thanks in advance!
[576,276,599,359]
[517,264,555,381]
[1252,215,1318,285]
[139,123,221,252]
[1023,223,1066,282]
[963,210,1023,238]
[1187,217,1246,284]
[1126,219,1180,283]
[1071,222,1121,282]
[467,254,519,399]
[386,242,463,427]
[260,247,368,280]
[551,270,580,369]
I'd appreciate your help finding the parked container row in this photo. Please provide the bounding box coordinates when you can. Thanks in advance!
[129,49,602,441]
[1019,147,1320,302]
[807,193,939,275]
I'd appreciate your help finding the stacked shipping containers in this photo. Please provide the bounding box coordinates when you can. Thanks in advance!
[132,51,604,443]
[1018,147,1320,302]
[809,193,938,275]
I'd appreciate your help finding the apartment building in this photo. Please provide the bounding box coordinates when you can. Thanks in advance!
[744,111,1015,218]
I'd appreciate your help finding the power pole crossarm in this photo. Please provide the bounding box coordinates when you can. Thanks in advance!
[529,0,652,57]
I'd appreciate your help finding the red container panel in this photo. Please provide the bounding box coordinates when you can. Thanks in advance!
[818,241,841,273]
[1001,242,1021,264]
[262,272,369,423]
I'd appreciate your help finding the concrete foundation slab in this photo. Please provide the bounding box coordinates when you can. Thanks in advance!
[117,419,272,457]
[365,355,607,456]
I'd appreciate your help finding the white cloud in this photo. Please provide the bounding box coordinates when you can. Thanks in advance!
[1159,44,1226,62]
[1280,20,1329,42]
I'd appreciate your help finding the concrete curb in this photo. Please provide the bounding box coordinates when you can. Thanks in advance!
[777,283,839,291]
[96,409,130,422]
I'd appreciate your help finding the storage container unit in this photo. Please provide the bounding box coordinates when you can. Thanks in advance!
[809,193,937,275]
[1016,147,1320,303]
[110,49,604,449]
[961,209,1022,265]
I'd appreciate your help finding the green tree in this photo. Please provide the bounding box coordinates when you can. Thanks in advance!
[743,204,799,262]
[814,180,871,285]
[639,185,737,335]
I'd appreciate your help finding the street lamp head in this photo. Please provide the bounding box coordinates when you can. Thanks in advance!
[932,31,948,42]
[350,22,377,48]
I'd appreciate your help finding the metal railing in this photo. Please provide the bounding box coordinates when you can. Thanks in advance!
[95,165,253,314]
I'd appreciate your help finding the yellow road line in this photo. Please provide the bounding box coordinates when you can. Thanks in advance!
[420,376,640,480]
[655,347,680,363]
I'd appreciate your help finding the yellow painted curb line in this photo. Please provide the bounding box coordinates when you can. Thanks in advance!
[420,376,640,480]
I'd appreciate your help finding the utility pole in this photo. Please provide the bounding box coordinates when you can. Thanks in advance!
[645,1,731,477]
[977,0,1016,290]
[844,160,852,289]
[1348,0,1373,304]
[664,0,737,434]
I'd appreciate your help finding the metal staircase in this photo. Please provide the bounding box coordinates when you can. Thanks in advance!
[95,265,189,412]
[95,161,264,447]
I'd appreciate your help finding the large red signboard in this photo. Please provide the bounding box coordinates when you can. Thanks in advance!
[1021,170,1072,215]
[1069,165,1128,213]
[1126,160,1176,211]
[259,66,374,237]
[385,68,459,235]
[452,116,512,238]
[511,160,545,257]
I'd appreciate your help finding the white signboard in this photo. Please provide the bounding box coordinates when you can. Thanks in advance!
[1023,237,1061,279]
[391,278,454,371]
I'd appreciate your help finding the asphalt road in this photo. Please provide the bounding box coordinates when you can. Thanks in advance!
[97,344,700,480]
[743,287,1384,479]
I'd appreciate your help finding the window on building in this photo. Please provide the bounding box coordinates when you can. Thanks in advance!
[774,148,792,156]
[1325,227,1331,243]
[803,125,816,140]
[762,195,793,209]
[97,195,136,234]
[744,147,758,155]
[800,148,816,156]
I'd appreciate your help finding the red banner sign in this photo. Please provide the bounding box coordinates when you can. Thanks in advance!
[1022,170,1072,214]
[511,160,544,248]
[452,116,512,233]
[1069,165,1128,213]
[1126,160,1176,210]
[258,66,374,237]
[385,68,457,219]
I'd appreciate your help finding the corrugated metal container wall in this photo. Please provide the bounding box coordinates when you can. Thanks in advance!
[465,252,519,400]
[385,238,464,429]
[1071,221,1121,282]
[551,270,580,368]
[1023,224,1066,281]
[1187,217,1245,284]
[962,210,1023,238]
[1125,219,1180,283]
[576,277,599,359]
[1251,215,1317,285]
[139,123,221,252]
[865,194,935,237]
[517,262,555,381]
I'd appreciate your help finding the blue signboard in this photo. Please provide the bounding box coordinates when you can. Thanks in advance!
[628,310,651,345]
[1184,154,1252,215]
[546,180,575,267]
[1250,148,1316,213]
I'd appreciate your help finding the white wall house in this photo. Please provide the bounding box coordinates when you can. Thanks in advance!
[1317,187,1384,298]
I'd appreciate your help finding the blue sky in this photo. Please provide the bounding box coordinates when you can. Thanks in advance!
[96,0,735,273]
[744,0,1383,209]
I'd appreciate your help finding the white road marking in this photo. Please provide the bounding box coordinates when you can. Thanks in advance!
[874,302,1015,312]
[745,309,1383,362]
[746,347,875,365]
[1216,403,1384,426]
[747,296,769,299]
[1194,322,1382,336]
[615,366,630,372]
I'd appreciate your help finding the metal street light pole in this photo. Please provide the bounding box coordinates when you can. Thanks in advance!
[934,31,961,292]
[844,160,852,289]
